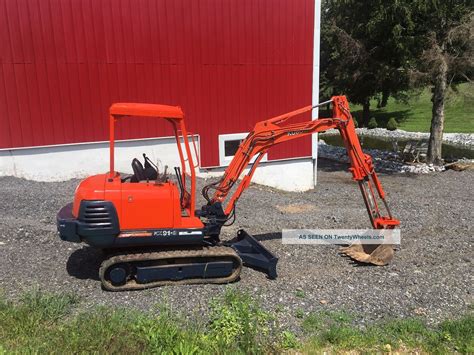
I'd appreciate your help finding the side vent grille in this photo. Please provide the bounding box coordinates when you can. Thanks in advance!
[82,204,112,229]
[78,201,119,233]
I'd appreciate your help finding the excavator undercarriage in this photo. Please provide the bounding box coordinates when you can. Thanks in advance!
[100,246,242,291]
[98,230,278,291]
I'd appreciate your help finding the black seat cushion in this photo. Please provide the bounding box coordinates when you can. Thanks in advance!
[131,158,146,182]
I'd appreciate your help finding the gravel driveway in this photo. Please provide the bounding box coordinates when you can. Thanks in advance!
[0,159,472,328]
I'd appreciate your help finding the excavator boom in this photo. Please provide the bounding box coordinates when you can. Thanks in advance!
[203,96,399,230]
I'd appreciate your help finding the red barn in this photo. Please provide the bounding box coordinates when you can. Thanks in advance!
[0,0,321,191]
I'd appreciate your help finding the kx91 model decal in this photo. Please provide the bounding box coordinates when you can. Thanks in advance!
[118,229,204,238]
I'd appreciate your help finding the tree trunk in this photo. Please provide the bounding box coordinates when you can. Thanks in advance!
[362,99,370,127]
[427,54,448,165]
[381,89,389,108]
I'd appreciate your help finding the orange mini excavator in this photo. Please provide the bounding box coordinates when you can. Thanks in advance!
[57,96,399,291]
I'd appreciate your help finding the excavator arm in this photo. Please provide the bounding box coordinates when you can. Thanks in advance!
[201,96,399,231]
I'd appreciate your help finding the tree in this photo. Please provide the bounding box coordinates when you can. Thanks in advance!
[320,0,417,126]
[320,1,473,162]
[413,2,473,164]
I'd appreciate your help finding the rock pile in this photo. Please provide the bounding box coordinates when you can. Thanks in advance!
[318,140,447,174]
[322,128,474,148]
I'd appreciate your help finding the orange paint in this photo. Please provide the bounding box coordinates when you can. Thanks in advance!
[72,96,398,239]
[72,102,203,233]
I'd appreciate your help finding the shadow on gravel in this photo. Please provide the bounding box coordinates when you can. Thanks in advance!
[66,247,103,281]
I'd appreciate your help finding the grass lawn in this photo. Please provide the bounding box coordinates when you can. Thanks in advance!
[349,83,474,133]
[0,289,472,354]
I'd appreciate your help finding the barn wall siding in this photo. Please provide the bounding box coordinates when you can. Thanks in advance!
[0,0,314,166]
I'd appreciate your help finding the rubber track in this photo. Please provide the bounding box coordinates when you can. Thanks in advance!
[99,246,242,291]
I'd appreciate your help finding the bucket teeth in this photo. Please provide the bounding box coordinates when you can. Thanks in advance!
[339,243,394,266]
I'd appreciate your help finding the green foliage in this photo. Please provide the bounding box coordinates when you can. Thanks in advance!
[208,287,272,352]
[132,305,203,354]
[351,83,474,132]
[320,0,418,116]
[295,289,305,298]
[320,0,472,129]
[302,311,474,353]
[274,303,285,313]
[439,315,474,353]
[18,289,80,321]
[295,308,304,319]
[302,313,323,333]
[0,291,147,353]
[303,310,353,333]
[368,117,378,129]
[62,309,149,353]
[0,290,472,354]
[411,0,472,82]
[0,289,276,354]
[279,331,300,350]
[386,117,398,131]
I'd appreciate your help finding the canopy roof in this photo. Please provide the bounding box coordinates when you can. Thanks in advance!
[109,103,184,120]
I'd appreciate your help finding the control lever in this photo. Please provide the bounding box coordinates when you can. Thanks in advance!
[143,153,158,170]
[174,167,185,205]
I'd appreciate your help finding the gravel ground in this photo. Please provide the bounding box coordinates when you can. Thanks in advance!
[0,160,472,329]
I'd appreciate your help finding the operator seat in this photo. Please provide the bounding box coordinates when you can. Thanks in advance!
[131,158,146,182]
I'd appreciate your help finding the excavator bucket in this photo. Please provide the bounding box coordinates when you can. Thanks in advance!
[339,243,394,266]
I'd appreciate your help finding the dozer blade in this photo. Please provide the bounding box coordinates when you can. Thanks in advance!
[339,243,394,266]
[228,229,278,279]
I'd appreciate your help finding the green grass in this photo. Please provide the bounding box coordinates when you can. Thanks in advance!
[0,289,472,354]
[0,288,277,354]
[295,289,306,298]
[348,83,474,133]
[302,310,474,354]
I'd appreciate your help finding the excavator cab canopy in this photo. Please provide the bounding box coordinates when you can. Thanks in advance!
[109,103,184,120]
[108,102,198,213]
